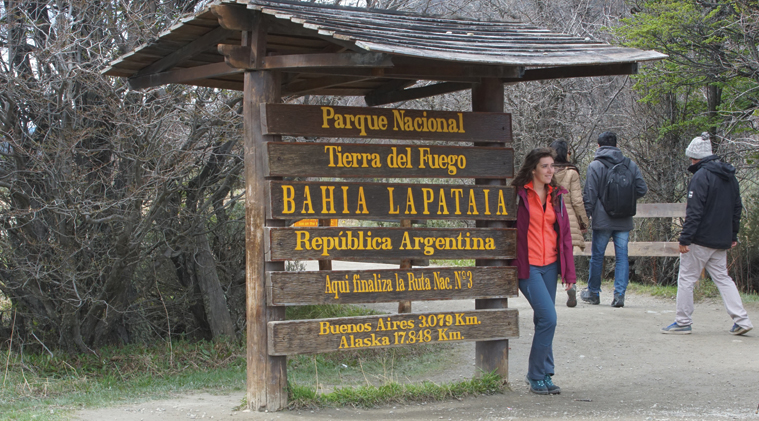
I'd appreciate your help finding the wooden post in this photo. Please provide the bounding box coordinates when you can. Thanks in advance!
[398,218,412,313]
[243,19,287,410]
[472,78,509,380]
[318,219,333,271]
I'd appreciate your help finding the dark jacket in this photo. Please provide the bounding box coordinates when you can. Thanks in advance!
[679,155,742,249]
[583,146,648,231]
[514,186,576,284]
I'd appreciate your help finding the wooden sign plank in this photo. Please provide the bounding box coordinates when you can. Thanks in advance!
[266,227,516,261]
[266,142,513,178]
[266,266,518,305]
[268,308,519,356]
[261,104,512,142]
[268,181,516,221]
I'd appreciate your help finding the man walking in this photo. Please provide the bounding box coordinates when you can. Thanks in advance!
[581,131,647,307]
[662,133,753,335]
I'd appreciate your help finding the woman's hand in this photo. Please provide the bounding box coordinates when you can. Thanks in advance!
[564,283,574,291]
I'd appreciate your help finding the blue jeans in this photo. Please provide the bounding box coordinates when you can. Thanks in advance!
[587,229,630,296]
[519,261,558,381]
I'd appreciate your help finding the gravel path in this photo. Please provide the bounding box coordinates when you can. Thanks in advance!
[74,261,759,420]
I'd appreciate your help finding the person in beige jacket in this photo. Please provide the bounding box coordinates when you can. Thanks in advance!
[550,139,589,307]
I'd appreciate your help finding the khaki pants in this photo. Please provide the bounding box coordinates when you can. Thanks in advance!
[676,244,753,329]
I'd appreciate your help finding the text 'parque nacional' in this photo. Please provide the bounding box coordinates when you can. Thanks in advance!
[260,103,512,142]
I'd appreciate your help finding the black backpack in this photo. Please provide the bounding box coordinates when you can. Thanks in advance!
[597,157,637,218]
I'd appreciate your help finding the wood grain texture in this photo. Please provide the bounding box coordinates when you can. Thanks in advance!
[576,241,681,257]
[266,266,518,305]
[267,181,516,220]
[261,103,511,142]
[472,78,510,380]
[268,308,519,355]
[266,142,513,178]
[634,203,686,218]
[266,227,516,261]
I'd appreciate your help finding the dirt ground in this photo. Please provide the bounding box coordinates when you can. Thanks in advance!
[74,262,759,420]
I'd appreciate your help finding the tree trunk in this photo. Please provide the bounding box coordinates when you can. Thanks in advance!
[193,229,236,339]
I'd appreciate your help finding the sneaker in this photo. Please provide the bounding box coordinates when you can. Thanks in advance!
[729,323,752,336]
[611,293,625,308]
[566,285,577,308]
[580,288,600,305]
[661,322,692,334]
[543,374,561,394]
[525,376,550,395]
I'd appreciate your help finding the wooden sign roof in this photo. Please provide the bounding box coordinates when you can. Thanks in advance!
[103,0,666,105]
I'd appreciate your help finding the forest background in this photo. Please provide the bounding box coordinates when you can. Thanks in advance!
[1,0,758,355]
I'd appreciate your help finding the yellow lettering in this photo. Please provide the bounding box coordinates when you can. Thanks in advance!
[356,187,369,214]
[405,188,417,214]
[295,231,310,250]
[400,231,411,250]
[392,110,405,131]
[437,188,449,214]
[496,190,508,215]
[467,189,478,215]
[422,188,433,215]
[451,189,463,215]
[302,186,315,214]
[320,186,336,214]
[282,185,295,214]
[341,186,350,214]
[387,187,400,214]
[321,107,335,128]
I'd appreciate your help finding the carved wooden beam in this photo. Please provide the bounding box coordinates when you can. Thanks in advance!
[502,62,638,83]
[211,4,259,31]
[128,62,243,90]
[134,26,235,78]
[216,49,393,70]
[218,44,254,69]
[289,62,518,82]
[282,75,374,96]
[265,52,392,69]
[365,82,473,106]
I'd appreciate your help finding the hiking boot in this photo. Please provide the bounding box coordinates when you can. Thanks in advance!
[661,322,692,334]
[580,288,599,305]
[543,374,561,394]
[566,285,577,308]
[525,376,550,395]
[611,293,625,308]
[729,323,752,336]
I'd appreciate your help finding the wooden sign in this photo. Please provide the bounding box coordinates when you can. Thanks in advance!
[268,308,519,356]
[266,227,515,261]
[266,142,513,178]
[266,266,518,305]
[268,181,516,221]
[261,104,511,142]
[291,219,338,227]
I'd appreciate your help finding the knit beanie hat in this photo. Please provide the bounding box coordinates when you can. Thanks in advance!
[685,132,713,159]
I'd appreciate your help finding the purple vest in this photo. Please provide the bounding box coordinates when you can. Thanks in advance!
[514,186,576,283]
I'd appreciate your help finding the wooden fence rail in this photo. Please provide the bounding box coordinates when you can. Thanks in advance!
[576,203,686,257]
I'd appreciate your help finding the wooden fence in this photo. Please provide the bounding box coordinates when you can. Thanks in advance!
[576,203,686,257]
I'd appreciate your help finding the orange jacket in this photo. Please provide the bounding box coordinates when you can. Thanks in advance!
[524,182,558,266]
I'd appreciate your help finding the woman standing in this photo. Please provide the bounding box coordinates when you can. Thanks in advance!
[511,147,576,395]
[550,139,589,308]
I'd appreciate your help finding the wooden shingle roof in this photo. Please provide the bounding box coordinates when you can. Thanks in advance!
[103,0,665,104]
